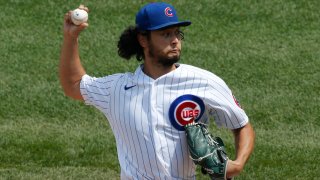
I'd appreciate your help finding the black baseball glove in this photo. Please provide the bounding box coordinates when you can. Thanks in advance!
[185,122,229,180]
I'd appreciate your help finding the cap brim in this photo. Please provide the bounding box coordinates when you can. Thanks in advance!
[147,21,191,30]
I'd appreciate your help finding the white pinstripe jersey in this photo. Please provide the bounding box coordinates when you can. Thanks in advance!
[80,63,248,180]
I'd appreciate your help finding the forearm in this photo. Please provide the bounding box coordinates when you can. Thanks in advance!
[59,35,86,99]
[227,123,255,178]
[59,6,89,100]
[234,123,255,164]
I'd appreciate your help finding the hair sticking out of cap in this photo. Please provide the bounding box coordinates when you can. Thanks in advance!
[117,26,146,61]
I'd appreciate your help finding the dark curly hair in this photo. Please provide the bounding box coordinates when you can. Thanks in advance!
[117,26,150,61]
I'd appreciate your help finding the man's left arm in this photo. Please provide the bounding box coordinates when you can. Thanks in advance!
[226,122,255,178]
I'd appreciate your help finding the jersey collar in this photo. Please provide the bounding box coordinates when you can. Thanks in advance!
[133,63,182,84]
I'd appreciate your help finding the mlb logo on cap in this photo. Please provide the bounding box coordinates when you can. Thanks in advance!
[136,2,191,31]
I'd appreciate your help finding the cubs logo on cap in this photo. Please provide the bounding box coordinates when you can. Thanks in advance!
[136,2,191,31]
[169,94,205,131]
[164,7,173,17]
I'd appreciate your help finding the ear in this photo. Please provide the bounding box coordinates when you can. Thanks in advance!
[137,34,148,48]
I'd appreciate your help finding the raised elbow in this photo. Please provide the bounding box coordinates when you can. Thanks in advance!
[60,81,83,100]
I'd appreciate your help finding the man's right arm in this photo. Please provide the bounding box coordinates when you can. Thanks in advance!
[59,5,89,100]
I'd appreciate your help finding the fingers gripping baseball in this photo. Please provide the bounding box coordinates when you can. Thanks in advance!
[63,5,89,38]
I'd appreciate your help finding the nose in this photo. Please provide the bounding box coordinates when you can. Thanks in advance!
[171,35,179,45]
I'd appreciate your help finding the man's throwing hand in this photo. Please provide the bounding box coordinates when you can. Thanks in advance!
[63,4,89,38]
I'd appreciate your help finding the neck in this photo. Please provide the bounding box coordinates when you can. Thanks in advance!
[142,59,177,79]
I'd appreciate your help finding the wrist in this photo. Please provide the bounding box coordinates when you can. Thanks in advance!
[63,33,78,41]
[226,160,244,179]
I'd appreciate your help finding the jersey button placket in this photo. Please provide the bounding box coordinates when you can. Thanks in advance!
[149,80,163,165]
[150,81,158,131]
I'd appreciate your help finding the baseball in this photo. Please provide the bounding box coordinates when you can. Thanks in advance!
[71,9,88,25]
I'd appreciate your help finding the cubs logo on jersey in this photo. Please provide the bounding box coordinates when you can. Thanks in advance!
[169,94,205,131]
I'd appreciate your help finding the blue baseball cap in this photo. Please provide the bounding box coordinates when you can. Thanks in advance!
[136,2,191,31]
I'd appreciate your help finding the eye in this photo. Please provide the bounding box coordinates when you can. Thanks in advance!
[162,32,171,38]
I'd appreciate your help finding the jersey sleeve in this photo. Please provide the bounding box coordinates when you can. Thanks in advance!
[205,77,249,130]
[80,74,122,113]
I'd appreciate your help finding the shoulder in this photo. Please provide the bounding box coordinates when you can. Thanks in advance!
[81,72,132,88]
[179,64,228,86]
[180,64,218,77]
[82,73,125,82]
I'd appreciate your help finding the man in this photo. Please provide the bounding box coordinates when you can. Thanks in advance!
[60,2,255,180]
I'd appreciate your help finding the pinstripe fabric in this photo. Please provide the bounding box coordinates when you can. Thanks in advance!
[80,63,248,180]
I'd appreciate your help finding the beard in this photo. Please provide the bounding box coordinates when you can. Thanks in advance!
[148,42,180,67]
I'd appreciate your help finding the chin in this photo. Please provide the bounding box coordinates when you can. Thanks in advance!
[163,57,180,67]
